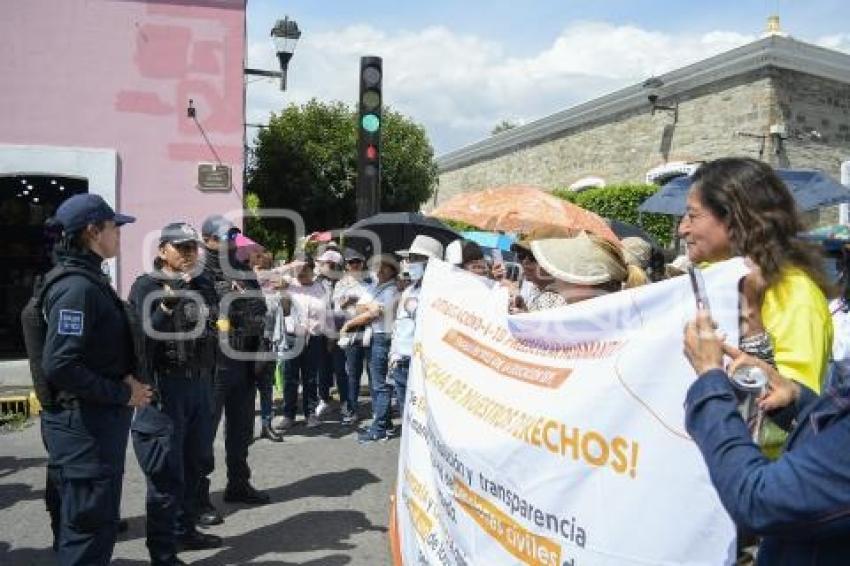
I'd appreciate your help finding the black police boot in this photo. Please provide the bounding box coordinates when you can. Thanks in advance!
[152,557,188,566]
[118,518,129,533]
[223,482,270,505]
[177,530,223,552]
[195,491,224,528]
[260,421,284,442]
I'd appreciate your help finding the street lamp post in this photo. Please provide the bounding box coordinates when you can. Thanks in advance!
[245,16,301,91]
[244,17,301,195]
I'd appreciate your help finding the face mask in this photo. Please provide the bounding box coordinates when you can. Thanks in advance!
[404,261,426,282]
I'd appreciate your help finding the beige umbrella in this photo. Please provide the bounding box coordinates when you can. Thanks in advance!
[430,184,619,242]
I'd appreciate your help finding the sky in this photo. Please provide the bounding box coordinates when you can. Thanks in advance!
[245,0,847,156]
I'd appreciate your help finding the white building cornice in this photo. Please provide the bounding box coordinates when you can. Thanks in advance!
[437,36,850,173]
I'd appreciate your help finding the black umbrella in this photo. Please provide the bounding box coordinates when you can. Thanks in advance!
[343,212,460,257]
[638,168,850,216]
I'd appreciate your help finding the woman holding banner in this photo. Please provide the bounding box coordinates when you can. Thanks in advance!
[678,157,832,456]
[683,309,850,564]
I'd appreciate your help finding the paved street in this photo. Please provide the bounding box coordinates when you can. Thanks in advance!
[0,407,400,565]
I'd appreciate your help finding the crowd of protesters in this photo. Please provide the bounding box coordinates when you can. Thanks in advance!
[31,156,850,565]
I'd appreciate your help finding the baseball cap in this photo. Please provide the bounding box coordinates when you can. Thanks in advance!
[159,222,201,246]
[343,248,366,262]
[54,194,135,234]
[201,214,240,240]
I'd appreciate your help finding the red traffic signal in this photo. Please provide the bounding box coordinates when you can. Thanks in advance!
[366,145,378,160]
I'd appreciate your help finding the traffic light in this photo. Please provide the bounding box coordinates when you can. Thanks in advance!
[356,56,382,220]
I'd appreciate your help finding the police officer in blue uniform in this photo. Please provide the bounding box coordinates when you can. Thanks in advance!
[128,223,222,565]
[40,194,153,565]
[196,215,269,526]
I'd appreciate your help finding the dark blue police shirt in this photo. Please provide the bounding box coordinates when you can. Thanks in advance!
[42,250,132,405]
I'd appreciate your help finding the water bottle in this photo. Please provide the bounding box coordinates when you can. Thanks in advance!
[730,365,767,440]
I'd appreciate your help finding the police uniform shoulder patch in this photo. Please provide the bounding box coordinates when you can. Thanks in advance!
[58,309,84,336]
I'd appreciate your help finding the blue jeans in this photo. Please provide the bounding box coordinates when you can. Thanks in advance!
[256,363,275,424]
[282,334,322,419]
[366,333,392,434]
[319,340,348,404]
[344,342,366,414]
[391,360,411,418]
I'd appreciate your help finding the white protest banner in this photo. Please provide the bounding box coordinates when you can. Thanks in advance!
[392,258,748,566]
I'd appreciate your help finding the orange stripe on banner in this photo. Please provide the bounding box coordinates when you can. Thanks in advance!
[454,477,562,566]
[443,329,571,388]
[389,491,404,566]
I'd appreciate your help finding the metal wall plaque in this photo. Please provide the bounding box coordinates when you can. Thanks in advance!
[197,163,232,191]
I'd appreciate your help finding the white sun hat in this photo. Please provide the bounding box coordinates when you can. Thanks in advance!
[396,234,444,260]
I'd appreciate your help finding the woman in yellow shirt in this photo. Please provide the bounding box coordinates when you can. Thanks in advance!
[678,157,832,397]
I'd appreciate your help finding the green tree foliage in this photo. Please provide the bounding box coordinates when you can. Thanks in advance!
[491,119,518,135]
[247,99,437,254]
[440,218,480,233]
[553,184,677,245]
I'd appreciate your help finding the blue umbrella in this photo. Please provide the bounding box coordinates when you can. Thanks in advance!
[638,169,850,215]
[799,224,850,256]
[461,230,516,251]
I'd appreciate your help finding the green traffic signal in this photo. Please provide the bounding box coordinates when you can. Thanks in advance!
[361,114,380,133]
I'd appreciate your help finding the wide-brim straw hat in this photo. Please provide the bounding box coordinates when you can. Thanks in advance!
[368,253,400,274]
[511,225,580,255]
[531,231,627,285]
[621,236,652,268]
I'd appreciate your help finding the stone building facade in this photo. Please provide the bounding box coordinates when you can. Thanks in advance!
[434,35,850,217]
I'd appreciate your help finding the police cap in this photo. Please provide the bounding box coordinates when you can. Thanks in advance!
[55,194,136,234]
[159,222,201,246]
[201,215,240,241]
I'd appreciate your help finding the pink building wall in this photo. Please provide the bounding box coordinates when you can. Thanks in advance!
[0,0,247,294]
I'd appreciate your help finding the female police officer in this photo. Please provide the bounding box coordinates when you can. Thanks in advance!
[41,194,153,565]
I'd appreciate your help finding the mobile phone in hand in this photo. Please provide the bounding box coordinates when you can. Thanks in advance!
[687,265,711,314]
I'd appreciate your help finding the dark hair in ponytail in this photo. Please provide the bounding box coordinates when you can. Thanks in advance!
[46,217,107,261]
